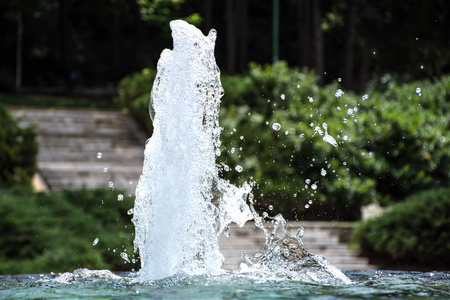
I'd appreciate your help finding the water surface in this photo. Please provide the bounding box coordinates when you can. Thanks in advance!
[1,270,448,299]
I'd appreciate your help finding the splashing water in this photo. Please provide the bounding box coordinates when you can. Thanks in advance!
[132,20,252,280]
[131,20,350,284]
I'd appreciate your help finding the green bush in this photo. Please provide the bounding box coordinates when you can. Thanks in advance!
[0,105,38,187]
[351,188,450,269]
[117,68,156,134]
[117,62,449,220]
[0,187,138,274]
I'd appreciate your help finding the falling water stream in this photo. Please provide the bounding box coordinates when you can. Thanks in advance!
[1,20,448,299]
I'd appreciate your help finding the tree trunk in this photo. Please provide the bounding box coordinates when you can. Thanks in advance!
[58,0,70,87]
[16,0,23,92]
[129,0,148,69]
[204,0,212,32]
[343,0,357,89]
[298,0,311,68]
[238,0,248,71]
[311,0,324,84]
[226,0,236,74]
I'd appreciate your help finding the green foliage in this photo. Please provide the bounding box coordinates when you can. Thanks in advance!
[117,62,450,220]
[0,187,138,275]
[351,188,450,269]
[0,105,38,187]
[117,68,156,134]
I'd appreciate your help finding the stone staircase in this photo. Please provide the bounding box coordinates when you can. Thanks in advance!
[9,106,376,271]
[219,221,377,271]
[9,107,147,193]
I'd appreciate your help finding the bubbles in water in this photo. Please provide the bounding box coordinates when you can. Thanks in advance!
[272,123,281,131]
[320,168,327,176]
[235,165,243,172]
[96,152,102,159]
[117,194,124,201]
[335,89,344,98]
[92,238,99,246]
[280,94,286,100]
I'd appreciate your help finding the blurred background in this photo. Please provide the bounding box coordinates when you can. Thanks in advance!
[0,0,449,274]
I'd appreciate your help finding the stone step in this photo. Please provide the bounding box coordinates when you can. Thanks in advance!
[9,107,146,193]
[219,222,376,271]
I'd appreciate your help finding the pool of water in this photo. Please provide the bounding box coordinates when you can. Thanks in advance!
[1,269,448,299]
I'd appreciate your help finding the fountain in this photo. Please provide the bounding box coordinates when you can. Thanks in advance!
[1,20,449,300]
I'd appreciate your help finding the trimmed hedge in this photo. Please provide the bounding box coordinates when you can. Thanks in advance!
[0,105,38,187]
[117,62,450,220]
[351,188,450,269]
[0,187,139,274]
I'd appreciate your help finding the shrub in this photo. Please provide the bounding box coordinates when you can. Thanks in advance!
[117,68,156,134]
[0,187,138,274]
[351,188,450,269]
[117,62,450,220]
[0,105,38,187]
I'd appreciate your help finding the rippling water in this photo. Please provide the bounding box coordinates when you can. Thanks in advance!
[1,269,449,299]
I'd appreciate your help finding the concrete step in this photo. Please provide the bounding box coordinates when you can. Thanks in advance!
[219,222,377,271]
[9,107,147,193]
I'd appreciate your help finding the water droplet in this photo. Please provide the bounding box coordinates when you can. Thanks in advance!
[297,227,304,238]
[420,65,424,70]
[272,122,281,131]
[338,78,342,82]
[336,106,341,111]
[335,89,344,98]
[280,94,285,100]
[231,147,235,153]
[97,152,102,159]
[308,96,314,103]
[347,108,354,117]
[102,167,108,172]
[268,205,273,210]
[320,168,327,176]
[240,136,244,140]
[117,194,124,201]
[305,179,311,184]
[323,135,338,147]
[362,94,369,101]
[92,238,99,246]
[127,208,134,215]
[121,252,131,263]
[235,165,243,172]
[108,181,114,189]
[311,183,317,190]
[299,133,305,138]
[415,87,421,96]
[343,118,348,123]
[305,204,310,209]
